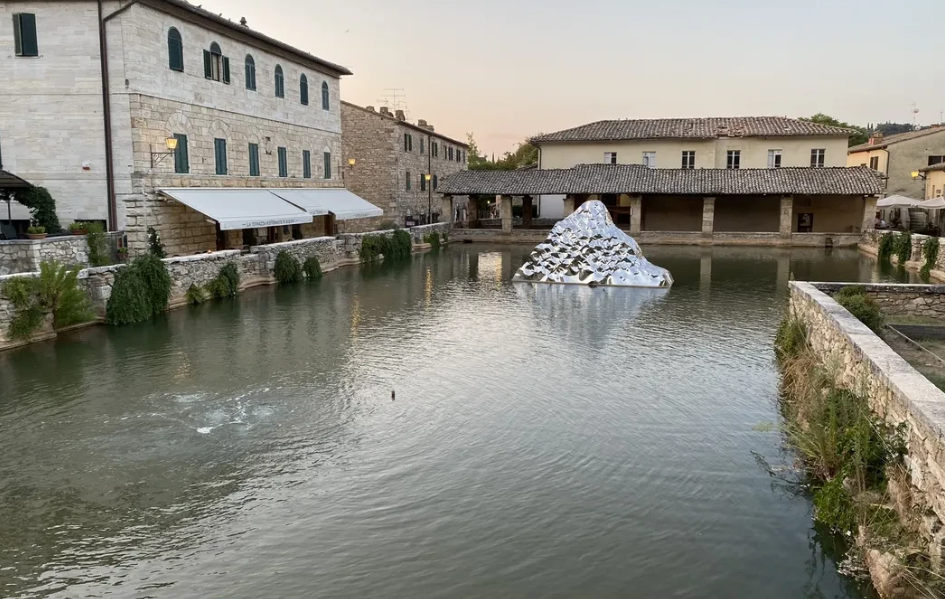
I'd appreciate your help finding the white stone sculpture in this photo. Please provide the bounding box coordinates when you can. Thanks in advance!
[513,200,673,288]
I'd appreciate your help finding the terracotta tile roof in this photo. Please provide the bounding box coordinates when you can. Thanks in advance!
[439,165,884,196]
[152,0,352,76]
[531,117,854,144]
[848,126,945,153]
[920,162,945,173]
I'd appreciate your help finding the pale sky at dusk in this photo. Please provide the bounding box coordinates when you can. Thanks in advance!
[199,0,945,156]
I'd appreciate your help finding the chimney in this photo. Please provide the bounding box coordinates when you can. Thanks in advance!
[869,131,884,145]
[395,109,406,121]
[379,106,391,117]
[365,105,375,112]
[240,17,248,26]
[417,119,428,128]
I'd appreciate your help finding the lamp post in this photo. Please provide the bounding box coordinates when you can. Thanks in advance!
[343,157,355,184]
[425,173,432,224]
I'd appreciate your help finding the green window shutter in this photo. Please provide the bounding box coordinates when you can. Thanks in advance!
[249,144,259,176]
[300,76,308,105]
[214,139,227,175]
[303,150,311,178]
[245,57,256,90]
[18,14,38,57]
[278,147,287,177]
[168,29,183,71]
[222,56,230,84]
[323,152,331,179]
[406,171,411,191]
[322,82,330,110]
[433,175,438,190]
[174,134,189,174]
[203,50,212,79]
[420,174,426,191]
[403,133,408,152]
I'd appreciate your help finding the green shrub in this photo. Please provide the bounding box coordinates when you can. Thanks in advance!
[303,256,322,280]
[376,220,399,231]
[894,230,913,264]
[877,233,895,263]
[16,186,61,234]
[27,226,45,235]
[921,236,940,280]
[0,262,93,340]
[186,284,208,305]
[105,254,171,325]
[423,232,441,249]
[360,230,413,263]
[205,263,240,299]
[834,285,866,301]
[774,315,807,360]
[274,251,303,284]
[836,291,884,332]
[147,226,167,259]
[85,221,110,267]
[389,230,412,260]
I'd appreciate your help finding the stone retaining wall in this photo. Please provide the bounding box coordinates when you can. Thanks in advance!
[407,222,450,243]
[789,281,945,567]
[335,229,398,260]
[815,282,945,319]
[860,230,945,283]
[0,236,91,275]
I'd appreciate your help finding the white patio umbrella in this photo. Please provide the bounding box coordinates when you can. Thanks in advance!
[918,197,945,209]
[876,195,921,208]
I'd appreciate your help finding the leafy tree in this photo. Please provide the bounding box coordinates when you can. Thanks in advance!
[800,113,868,147]
[15,186,62,234]
[467,133,540,171]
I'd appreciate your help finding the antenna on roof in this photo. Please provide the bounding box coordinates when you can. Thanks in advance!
[377,89,408,119]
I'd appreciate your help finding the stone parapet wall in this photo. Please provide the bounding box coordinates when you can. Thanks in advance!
[815,282,945,319]
[0,236,91,275]
[453,228,861,247]
[789,281,945,564]
[335,230,397,259]
[860,230,945,283]
[249,237,342,284]
[407,223,450,243]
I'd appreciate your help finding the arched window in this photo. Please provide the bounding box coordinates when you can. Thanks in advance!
[321,81,330,110]
[274,65,285,98]
[300,74,309,105]
[245,54,256,90]
[203,41,229,82]
[168,28,184,71]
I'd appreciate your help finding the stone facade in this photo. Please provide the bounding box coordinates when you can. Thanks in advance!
[789,281,945,568]
[848,129,945,198]
[1,1,350,245]
[0,236,90,275]
[341,102,469,230]
[816,282,945,319]
[406,222,450,244]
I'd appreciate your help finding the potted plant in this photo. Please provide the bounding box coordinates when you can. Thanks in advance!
[117,247,128,263]
[69,222,88,235]
[27,226,47,240]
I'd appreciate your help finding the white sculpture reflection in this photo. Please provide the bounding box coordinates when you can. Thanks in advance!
[513,200,674,288]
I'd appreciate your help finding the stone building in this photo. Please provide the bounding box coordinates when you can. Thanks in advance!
[847,127,945,199]
[531,116,854,219]
[1,0,381,255]
[341,102,468,230]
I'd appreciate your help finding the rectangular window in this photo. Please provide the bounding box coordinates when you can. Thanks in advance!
[173,133,189,174]
[681,151,695,169]
[420,173,427,191]
[404,133,413,152]
[303,150,311,178]
[767,149,782,168]
[406,170,412,191]
[222,56,230,84]
[448,147,454,161]
[869,156,880,170]
[642,151,656,168]
[604,152,617,164]
[433,142,438,158]
[214,138,227,175]
[420,139,424,155]
[928,155,944,166]
[810,149,825,168]
[249,143,260,176]
[726,150,740,170]
[433,174,438,190]
[278,147,288,177]
[12,14,38,57]
[323,152,331,179]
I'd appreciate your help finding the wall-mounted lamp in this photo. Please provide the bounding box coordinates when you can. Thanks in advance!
[348,158,356,167]
[912,170,927,181]
[151,137,178,168]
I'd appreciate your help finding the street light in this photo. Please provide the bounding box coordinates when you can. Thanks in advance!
[151,137,178,168]
[912,170,927,181]
[348,158,356,167]
[425,173,433,224]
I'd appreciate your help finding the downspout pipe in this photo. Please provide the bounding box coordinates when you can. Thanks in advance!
[98,0,141,232]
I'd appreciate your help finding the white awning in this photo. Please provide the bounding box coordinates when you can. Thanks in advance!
[271,188,383,221]
[158,188,313,231]
[877,195,921,208]
[919,198,945,209]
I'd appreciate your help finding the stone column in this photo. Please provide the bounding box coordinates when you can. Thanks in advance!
[563,195,576,215]
[702,197,716,237]
[522,195,533,229]
[440,195,454,229]
[500,195,513,233]
[780,196,794,240]
[630,196,642,234]
[861,195,878,233]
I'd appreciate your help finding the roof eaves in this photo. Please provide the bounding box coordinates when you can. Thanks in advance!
[340,101,468,147]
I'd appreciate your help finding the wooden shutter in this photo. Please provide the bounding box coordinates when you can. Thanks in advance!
[215,139,227,175]
[203,50,212,79]
[433,175,438,190]
[14,14,38,57]
[174,134,189,173]
[222,56,230,84]
[249,144,259,176]
[323,152,331,179]
[303,151,311,178]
